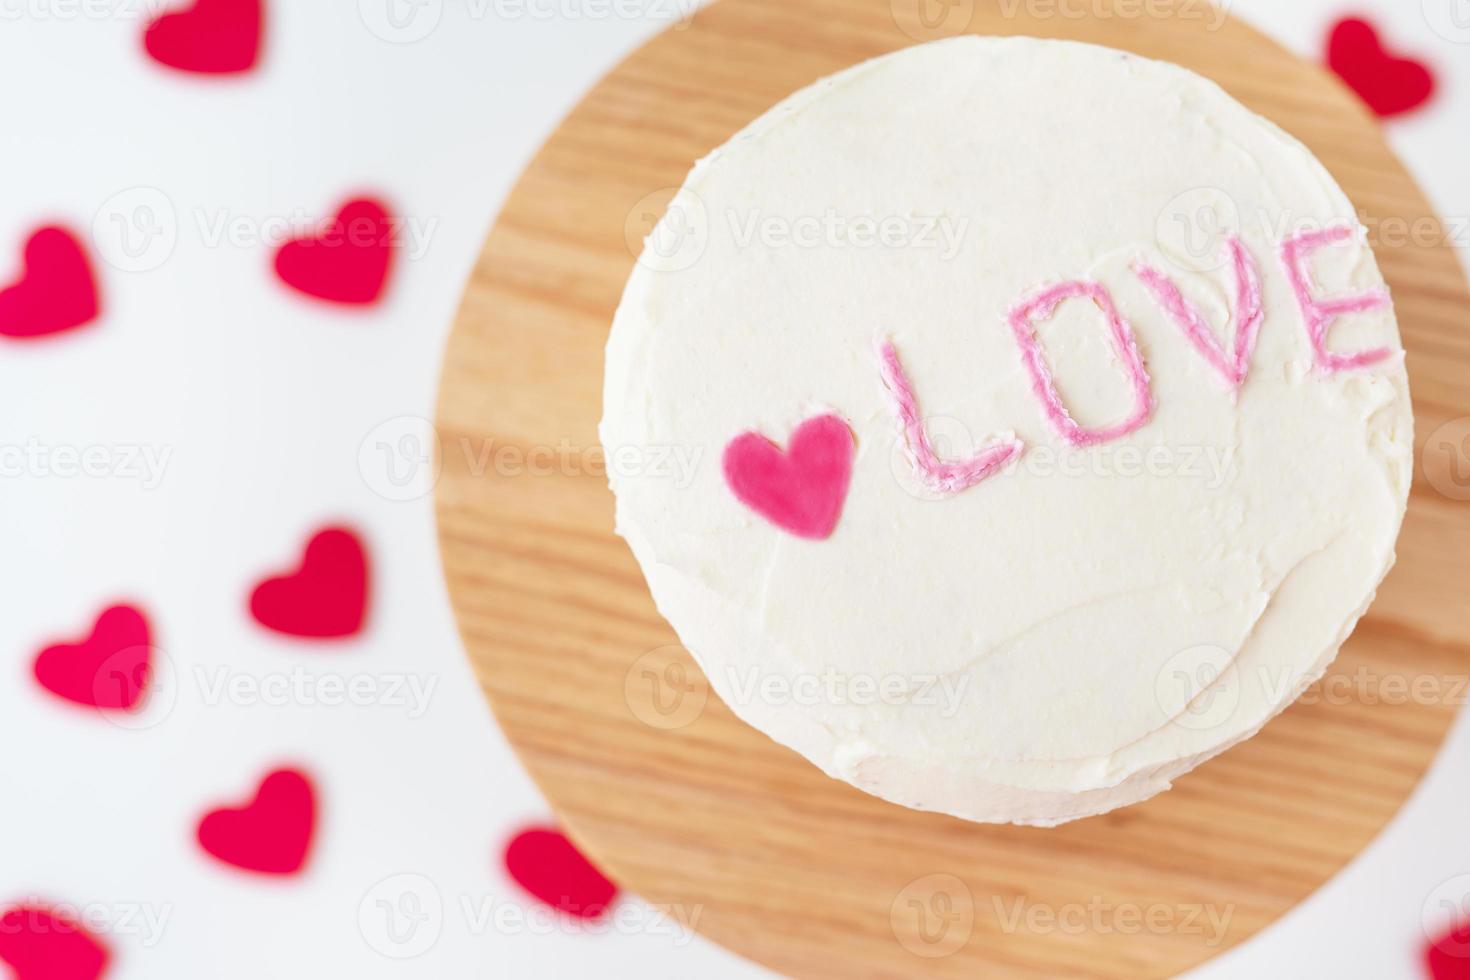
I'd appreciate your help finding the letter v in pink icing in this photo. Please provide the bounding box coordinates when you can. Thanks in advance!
[1280,225,1392,372]
[1007,280,1154,447]
[1135,234,1263,394]
[876,338,1023,495]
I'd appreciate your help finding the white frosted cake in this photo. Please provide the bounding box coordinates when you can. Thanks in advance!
[601,36,1411,825]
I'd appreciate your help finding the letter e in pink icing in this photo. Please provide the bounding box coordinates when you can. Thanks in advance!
[1279,225,1392,372]
[1007,280,1154,447]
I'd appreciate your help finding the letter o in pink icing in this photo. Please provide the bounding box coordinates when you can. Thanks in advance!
[1006,280,1154,447]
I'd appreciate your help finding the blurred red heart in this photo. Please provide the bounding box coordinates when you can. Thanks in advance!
[249,527,369,639]
[503,827,618,919]
[1326,17,1435,118]
[1427,918,1470,979]
[274,198,395,306]
[0,227,99,340]
[0,904,110,980]
[144,0,262,75]
[197,768,316,875]
[33,604,152,711]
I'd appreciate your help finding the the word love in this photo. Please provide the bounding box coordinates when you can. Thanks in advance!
[723,225,1392,538]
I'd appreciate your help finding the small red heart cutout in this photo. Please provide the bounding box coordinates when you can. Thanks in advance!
[273,198,395,306]
[33,604,152,711]
[0,904,110,980]
[503,827,618,919]
[143,0,262,75]
[0,227,100,340]
[249,527,369,639]
[723,413,854,540]
[197,768,316,875]
[1327,17,1435,118]
[1428,919,1470,979]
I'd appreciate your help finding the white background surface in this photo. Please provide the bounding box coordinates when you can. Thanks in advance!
[0,0,1465,977]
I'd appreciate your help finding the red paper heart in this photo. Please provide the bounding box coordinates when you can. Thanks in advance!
[273,198,394,306]
[503,828,618,919]
[1327,17,1435,118]
[197,768,316,875]
[0,227,99,340]
[249,527,369,639]
[33,605,152,711]
[1428,919,1470,979]
[0,905,110,980]
[722,413,854,540]
[143,0,262,75]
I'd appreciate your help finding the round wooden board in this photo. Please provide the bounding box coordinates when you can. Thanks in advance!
[436,1,1470,975]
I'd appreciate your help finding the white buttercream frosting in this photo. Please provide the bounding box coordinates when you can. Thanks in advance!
[601,36,1411,825]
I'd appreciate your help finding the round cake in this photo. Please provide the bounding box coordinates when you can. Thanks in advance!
[601,36,1412,825]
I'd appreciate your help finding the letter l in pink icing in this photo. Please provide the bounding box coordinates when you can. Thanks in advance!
[876,338,1023,495]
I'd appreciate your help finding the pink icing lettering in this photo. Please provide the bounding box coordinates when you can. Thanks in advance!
[1006,280,1154,447]
[876,338,1023,495]
[1135,235,1263,393]
[1279,225,1392,372]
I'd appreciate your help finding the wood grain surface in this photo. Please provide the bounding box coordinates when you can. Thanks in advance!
[435,1,1470,975]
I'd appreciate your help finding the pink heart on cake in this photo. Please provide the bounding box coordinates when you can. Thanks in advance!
[197,768,316,875]
[273,198,394,306]
[33,604,152,711]
[144,0,262,75]
[249,527,369,639]
[1326,17,1435,118]
[503,827,618,919]
[723,413,854,540]
[0,904,110,980]
[0,227,99,340]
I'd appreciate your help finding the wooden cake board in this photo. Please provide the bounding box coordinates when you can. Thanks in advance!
[436,1,1470,975]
